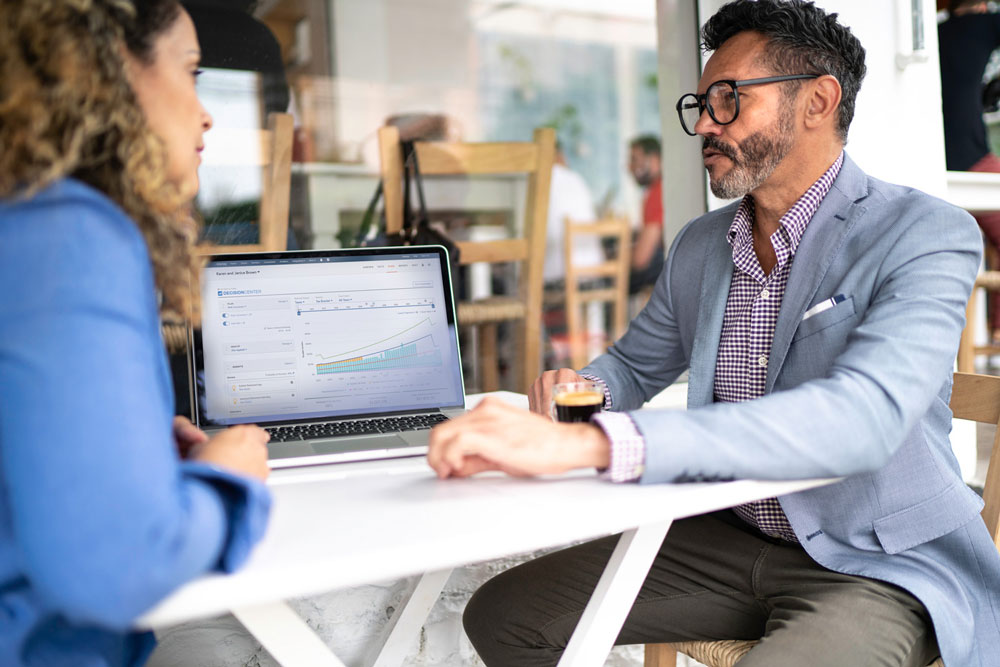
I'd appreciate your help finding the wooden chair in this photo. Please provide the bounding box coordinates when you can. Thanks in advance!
[644,370,1000,667]
[564,216,631,369]
[195,111,294,256]
[377,125,555,393]
[957,271,1000,373]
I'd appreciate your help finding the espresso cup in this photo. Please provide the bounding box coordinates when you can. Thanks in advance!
[551,381,604,423]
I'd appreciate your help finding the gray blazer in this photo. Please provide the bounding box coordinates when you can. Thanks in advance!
[585,155,1000,666]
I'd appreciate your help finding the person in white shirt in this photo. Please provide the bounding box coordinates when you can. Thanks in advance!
[543,145,603,284]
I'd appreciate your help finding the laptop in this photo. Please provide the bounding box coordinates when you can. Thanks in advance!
[189,246,466,468]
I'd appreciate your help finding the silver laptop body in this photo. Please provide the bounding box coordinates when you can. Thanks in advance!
[189,246,466,468]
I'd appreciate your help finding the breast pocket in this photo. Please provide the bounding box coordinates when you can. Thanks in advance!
[792,295,856,343]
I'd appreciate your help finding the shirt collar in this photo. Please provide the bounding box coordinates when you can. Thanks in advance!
[726,151,845,255]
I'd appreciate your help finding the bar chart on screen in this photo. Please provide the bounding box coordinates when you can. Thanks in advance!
[298,294,443,371]
[295,294,455,412]
[312,319,444,375]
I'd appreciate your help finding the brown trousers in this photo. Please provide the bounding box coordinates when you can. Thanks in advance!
[463,510,939,667]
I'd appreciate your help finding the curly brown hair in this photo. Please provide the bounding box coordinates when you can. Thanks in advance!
[0,0,201,318]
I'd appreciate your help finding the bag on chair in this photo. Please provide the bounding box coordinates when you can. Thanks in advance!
[357,141,463,295]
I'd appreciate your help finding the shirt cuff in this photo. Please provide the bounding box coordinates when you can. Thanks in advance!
[579,372,613,410]
[181,461,272,572]
[591,411,646,483]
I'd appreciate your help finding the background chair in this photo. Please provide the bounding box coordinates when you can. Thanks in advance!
[377,124,555,393]
[195,111,294,256]
[957,266,1000,373]
[563,216,631,369]
[644,370,1000,667]
[162,112,294,360]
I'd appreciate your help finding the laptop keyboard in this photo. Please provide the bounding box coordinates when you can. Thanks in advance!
[265,413,449,442]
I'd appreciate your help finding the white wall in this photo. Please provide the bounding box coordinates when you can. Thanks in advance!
[824,0,947,197]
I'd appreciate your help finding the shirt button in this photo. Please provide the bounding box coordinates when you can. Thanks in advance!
[757,355,768,367]
[761,288,770,299]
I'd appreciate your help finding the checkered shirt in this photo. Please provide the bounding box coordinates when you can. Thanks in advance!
[577,374,646,482]
[721,153,843,541]
[587,154,844,541]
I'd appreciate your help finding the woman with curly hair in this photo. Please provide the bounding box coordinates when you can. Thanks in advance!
[0,1,272,664]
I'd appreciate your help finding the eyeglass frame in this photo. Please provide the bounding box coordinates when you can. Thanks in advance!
[675,74,820,136]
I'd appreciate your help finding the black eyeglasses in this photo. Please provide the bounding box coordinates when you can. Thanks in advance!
[675,74,819,136]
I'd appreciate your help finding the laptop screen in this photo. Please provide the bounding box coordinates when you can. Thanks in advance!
[191,247,465,427]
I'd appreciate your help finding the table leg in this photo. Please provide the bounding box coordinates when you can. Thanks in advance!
[369,568,454,667]
[478,324,500,393]
[557,519,673,667]
[233,601,347,667]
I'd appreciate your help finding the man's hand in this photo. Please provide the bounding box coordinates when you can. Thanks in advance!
[427,397,610,478]
[528,368,589,417]
[190,424,271,482]
[173,416,209,459]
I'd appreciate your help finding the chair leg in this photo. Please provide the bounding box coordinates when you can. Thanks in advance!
[567,290,585,370]
[644,643,679,667]
[958,287,977,373]
[478,323,500,393]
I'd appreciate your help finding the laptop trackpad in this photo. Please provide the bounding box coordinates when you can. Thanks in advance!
[268,441,316,459]
[268,435,412,460]
[312,434,409,454]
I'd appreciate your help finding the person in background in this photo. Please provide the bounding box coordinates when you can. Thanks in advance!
[428,1,1000,665]
[542,142,602,285]
[0,1,271,665]
[627,134,665,293]
[541,142,604,368]
[939,0,1000,331]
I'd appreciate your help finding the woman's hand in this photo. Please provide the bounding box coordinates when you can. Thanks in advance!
[190,424,271,482]
[172,416,209,459]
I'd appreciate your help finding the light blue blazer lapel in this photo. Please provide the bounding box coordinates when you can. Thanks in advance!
[686,219,735,408]
[765,154,870,391]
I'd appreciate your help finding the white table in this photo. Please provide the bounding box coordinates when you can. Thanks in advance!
[138,391,835,667]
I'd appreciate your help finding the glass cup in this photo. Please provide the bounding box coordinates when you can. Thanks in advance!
[551,381,604,423]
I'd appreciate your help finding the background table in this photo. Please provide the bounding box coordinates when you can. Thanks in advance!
[138,391,835,666]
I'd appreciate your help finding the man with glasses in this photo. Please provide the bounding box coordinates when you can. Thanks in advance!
[429,2,1000,666]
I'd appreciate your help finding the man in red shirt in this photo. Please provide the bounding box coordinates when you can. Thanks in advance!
[628,135,665,293]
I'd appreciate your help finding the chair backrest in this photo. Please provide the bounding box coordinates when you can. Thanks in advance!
[196,111,294,255]
[377,124,555,266]
[950,372,1000,549]
[564,216,631,369]
[376,125,555,391]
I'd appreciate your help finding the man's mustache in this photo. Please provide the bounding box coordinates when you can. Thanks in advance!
[702,137,739,162]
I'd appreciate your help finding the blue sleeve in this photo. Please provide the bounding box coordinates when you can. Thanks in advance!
[0,186,271,630]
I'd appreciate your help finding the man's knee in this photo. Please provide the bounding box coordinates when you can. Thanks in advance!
[462,575,500,650]
[463,570,529,655]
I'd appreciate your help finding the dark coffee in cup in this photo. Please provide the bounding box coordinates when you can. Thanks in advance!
[554,391,603,423]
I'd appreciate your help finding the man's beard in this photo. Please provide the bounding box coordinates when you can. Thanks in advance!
[633,168,655,188]
[703,107,795,200]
